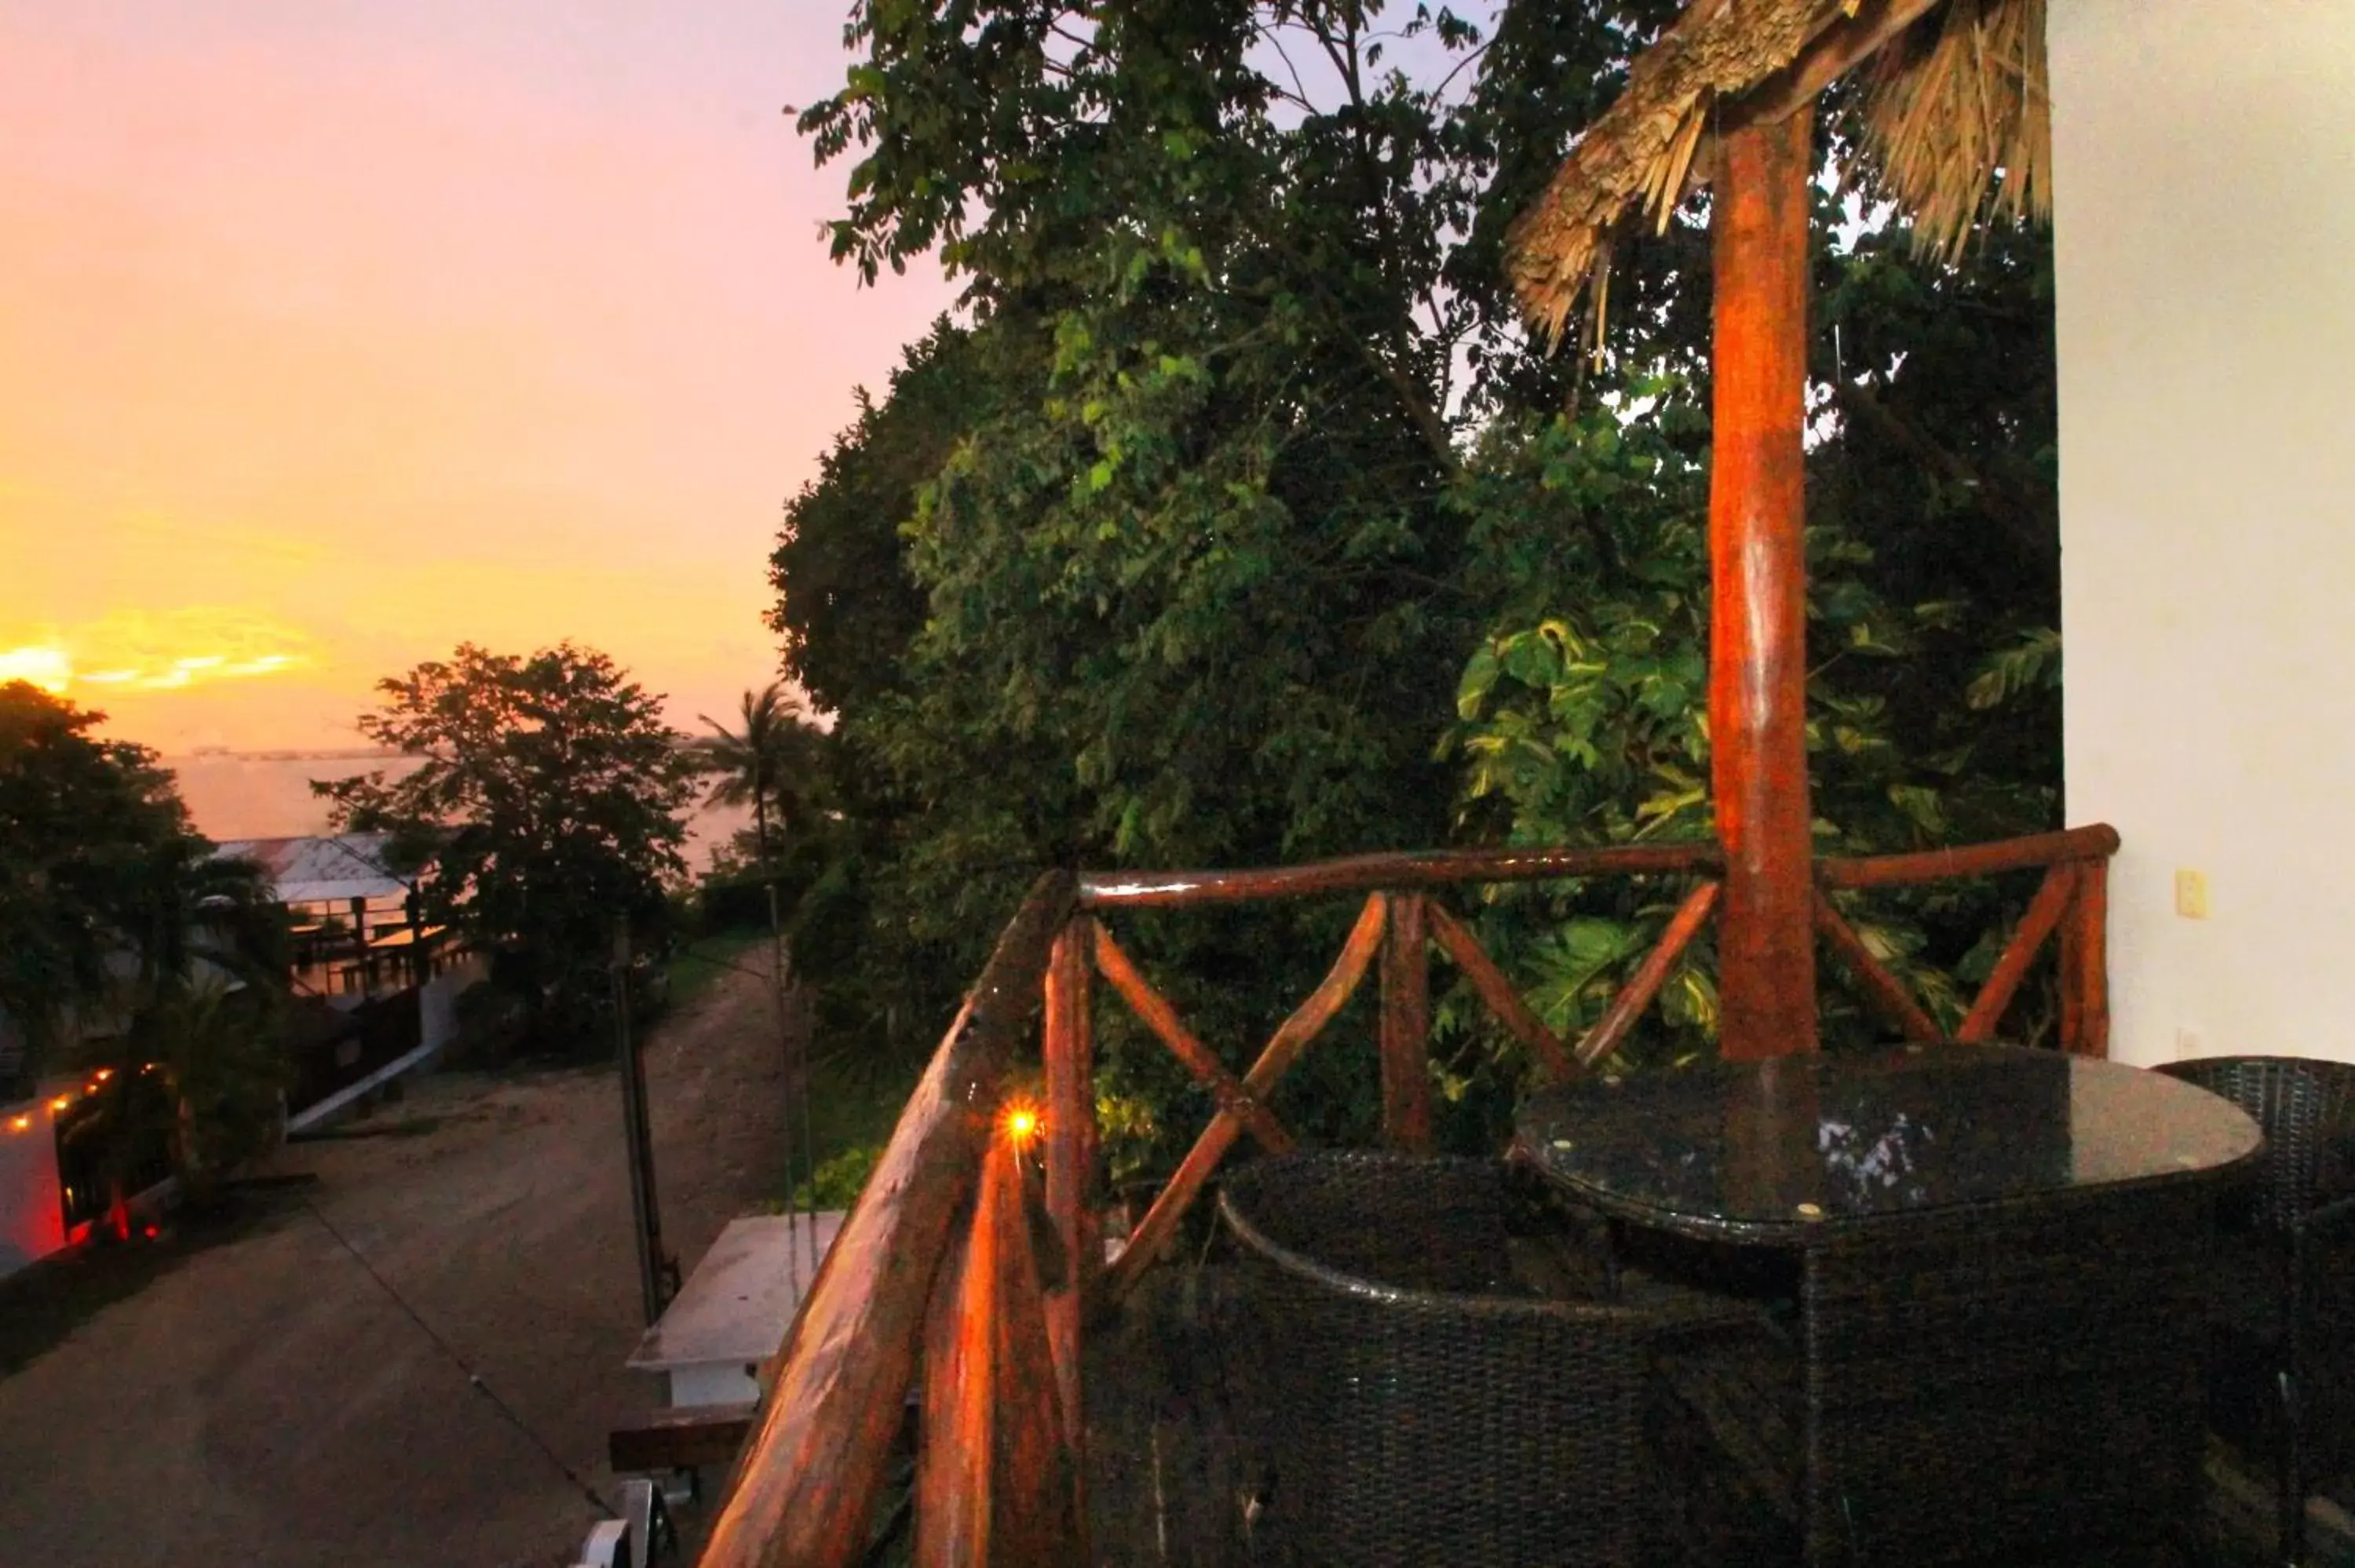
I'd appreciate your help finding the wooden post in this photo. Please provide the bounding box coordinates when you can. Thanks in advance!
[1708,104,1818,1059]
[1041,916,1096,1549]
[702,872,1075,1568]
[1378,892,1433,1152]
[917,1135,1079,1568]
[2058,859,2110,1057]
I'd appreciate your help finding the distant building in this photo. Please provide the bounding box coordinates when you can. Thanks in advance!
[214,833,458,1003]
[211,835,481,1132]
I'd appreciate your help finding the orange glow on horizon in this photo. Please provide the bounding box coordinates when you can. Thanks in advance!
[2,7,960,757]
[0,610,314,706]
[0,645,71,694]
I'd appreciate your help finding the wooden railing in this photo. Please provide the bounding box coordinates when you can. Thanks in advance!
[1813,822,2116,1056]
[699,824,2120,1567]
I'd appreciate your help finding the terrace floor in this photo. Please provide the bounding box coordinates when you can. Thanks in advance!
[1081,1258,2355,1568]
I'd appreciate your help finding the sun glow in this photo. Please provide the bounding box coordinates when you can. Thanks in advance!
[0,612,312,700]
[0,644,71,693]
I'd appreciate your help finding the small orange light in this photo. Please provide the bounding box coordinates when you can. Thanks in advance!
[49,1096,71,1114]
[6,1115,29,1133]
[93,1068,113,1082]
[1002,1104,1041,1147]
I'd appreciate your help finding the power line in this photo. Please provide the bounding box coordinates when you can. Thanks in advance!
[302,1198,617,1522]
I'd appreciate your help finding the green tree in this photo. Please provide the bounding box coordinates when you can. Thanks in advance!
[780,1,2064,1169]
[316,644,699,1049]
[2,680,188,1061]
[696,683,823,868]
[771,319,1012,718]
[0,680,287,1196]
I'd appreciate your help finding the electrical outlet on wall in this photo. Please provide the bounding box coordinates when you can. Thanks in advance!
[2174,869,2210,919]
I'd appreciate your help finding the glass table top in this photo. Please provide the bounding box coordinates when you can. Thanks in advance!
[1515,1043,2264,1242]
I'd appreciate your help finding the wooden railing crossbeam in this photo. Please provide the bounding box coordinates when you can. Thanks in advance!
[1090,924,1294,1156]
[1816,824,2120,890]
[1810,890,1943,1043]
[1956,864,2079,1042]
[1574,881,1722,1070]
[1426,901,1576,1084]
[1101,892,1389,1302]
[1078,842,1721,909]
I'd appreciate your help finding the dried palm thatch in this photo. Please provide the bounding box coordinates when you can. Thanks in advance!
[1504,0,2050,348]
[1860,0,2049,264]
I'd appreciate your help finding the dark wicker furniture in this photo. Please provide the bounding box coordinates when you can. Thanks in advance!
[2157,1055,2355,1565]
[1215,1151,1660,1567]
[1518,1043,2264,1566]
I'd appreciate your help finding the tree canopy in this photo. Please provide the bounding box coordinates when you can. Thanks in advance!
[773,0,2062,1167]
[0,681,240,1063]
[316,644,699,1043]
[0,681,286,1186]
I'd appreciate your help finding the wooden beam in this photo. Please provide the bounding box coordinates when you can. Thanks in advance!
[2058,859,2110,1057]
[1956,865,2078,1042]
[1574,881,1722,1070]
[1378,893,1433,1153]
[1708,104,1818,1060]
[608,1404,757,1474]
[702,872,1074,1568]
[1425,901,1575,1084]
[1816,824,2120,890]
[1103,894,1387,1301]
[1732,0,1946,129]
[1075,841,1720,909]
[1090,924,1295,1156]
[1811,890,1943,1043]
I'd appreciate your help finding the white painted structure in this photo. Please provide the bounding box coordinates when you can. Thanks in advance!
[628,1212,845,1408]
[0,1091,66,1280]
[283,952,485,1135]
[2049,2,2355,1066]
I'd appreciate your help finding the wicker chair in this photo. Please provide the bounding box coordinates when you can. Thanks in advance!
[1216,1151,1662,1567]
[2158,1056,2355,1565]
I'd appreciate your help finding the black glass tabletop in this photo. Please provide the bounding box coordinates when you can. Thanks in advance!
[1516,1042,2263,1243]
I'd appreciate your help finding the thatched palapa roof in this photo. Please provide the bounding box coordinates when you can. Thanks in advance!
[1506,0,2050,347]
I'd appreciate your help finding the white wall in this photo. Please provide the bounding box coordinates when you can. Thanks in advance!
[2050,2,2355,1066]
[0,1097,66,1279]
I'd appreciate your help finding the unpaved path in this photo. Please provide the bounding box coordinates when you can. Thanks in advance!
[0,946,794,1568]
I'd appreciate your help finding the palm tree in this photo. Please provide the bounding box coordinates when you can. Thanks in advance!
[697,684,816,869]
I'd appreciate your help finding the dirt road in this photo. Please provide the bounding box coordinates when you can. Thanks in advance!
[0,946,795,1568]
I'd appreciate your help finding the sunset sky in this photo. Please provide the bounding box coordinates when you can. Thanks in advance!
[1,2,956,753]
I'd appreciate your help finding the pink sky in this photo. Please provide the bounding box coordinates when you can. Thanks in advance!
[0,2,955,752]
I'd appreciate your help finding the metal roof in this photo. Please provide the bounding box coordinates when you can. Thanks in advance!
[212,833,411,906]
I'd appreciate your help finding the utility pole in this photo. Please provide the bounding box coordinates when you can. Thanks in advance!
[612,921,674,1326]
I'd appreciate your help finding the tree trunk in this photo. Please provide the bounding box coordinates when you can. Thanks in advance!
[1708,106,1818,1059]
